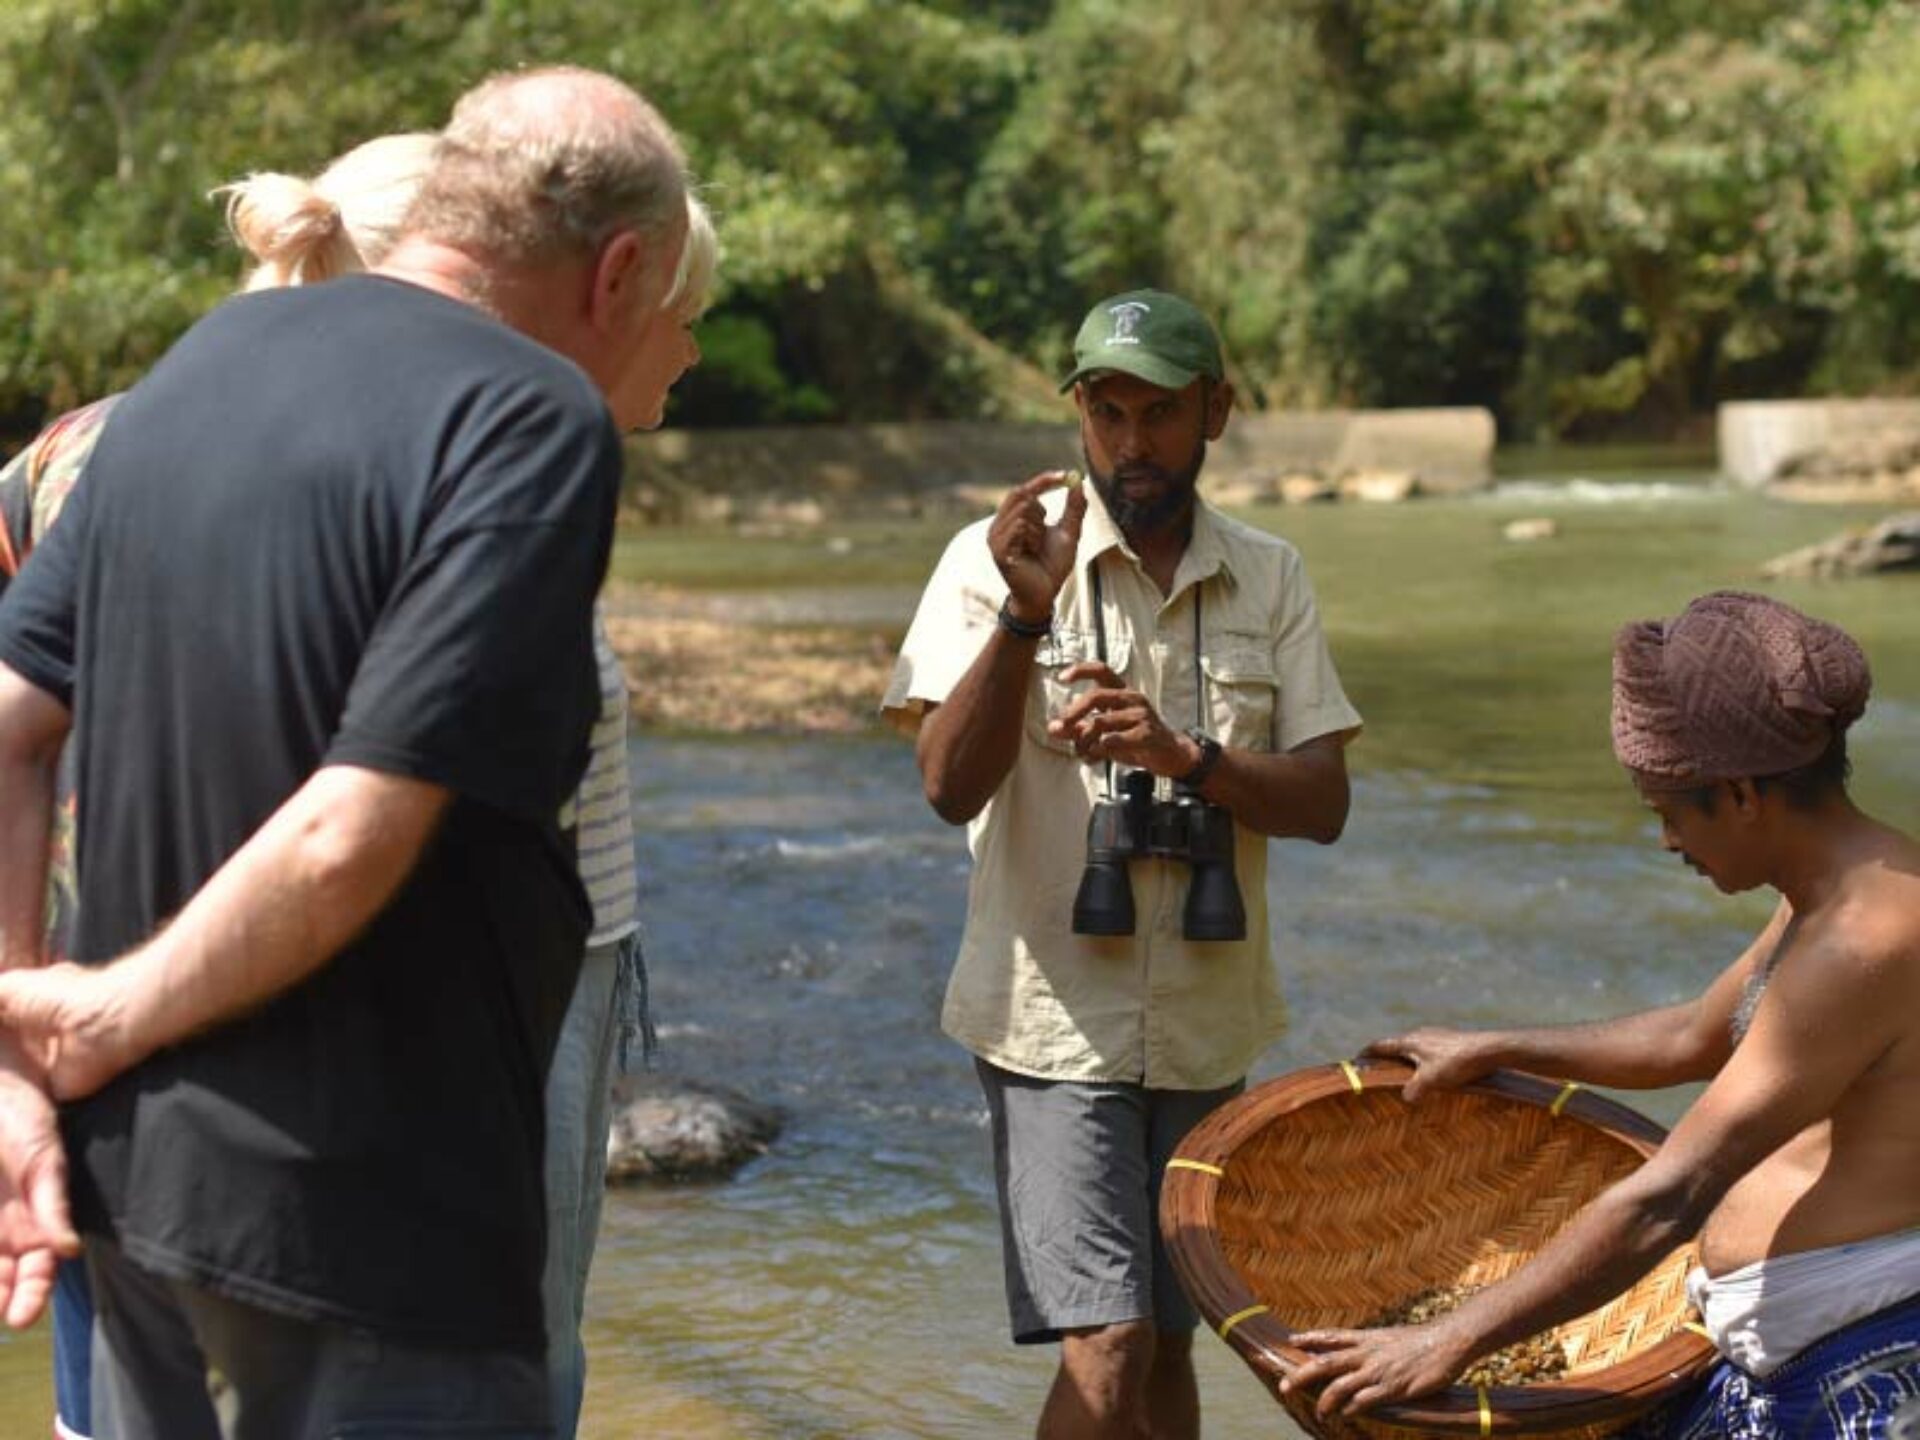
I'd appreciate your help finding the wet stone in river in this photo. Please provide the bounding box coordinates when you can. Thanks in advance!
[604,1074,784,1182]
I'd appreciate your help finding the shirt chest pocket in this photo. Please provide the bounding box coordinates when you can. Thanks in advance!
[1203,633,1279,753]
[1026,625,1131,756]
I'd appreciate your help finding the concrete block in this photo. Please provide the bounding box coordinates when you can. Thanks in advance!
[1718,399,1920,489]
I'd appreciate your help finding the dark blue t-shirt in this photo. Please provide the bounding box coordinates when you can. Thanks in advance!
[0,275,621,1351]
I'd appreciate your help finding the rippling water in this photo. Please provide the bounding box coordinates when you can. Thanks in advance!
[566,737,1749,1440]
[1,471,1914,1439]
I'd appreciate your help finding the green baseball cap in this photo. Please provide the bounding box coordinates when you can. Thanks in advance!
[1059,288,1224,393]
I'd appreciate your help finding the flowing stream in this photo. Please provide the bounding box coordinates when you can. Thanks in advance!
[1,462,1914,1438]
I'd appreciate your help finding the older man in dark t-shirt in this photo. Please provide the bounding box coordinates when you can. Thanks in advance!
[0,67,693,1439]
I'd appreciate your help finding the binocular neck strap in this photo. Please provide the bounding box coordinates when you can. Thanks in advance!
[1088,565,1207,794]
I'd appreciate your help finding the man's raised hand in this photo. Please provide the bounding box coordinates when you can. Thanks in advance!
[988,471,1087,625]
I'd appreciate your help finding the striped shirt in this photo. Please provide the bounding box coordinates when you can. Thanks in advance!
[579,610,640,945]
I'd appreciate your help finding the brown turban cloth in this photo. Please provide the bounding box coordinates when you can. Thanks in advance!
[1611,590,1871,789]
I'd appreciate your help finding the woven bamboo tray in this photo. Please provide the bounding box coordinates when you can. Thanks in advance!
[1161,1060,1714,1438]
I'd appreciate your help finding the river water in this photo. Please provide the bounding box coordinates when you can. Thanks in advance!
[0,465,1914,1438]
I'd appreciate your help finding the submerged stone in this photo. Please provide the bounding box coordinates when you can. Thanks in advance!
[1502,516,1559,543]
[1338,468,1421,503]
[604,1074,784,1182]
[1760,512,1920,580]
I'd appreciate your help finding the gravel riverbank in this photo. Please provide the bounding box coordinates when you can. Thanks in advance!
[603,582,905,736]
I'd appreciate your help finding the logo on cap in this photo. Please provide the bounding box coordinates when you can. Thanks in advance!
[1106,301,1151,346]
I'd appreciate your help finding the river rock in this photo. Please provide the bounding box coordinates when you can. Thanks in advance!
[1765,431,1920,504]
[1760,511,1920,580]
[604,1074,784,1182]
[1205,474,1278,508]
[1502,517,1559,543]
[1337,468,1420,503]
[1278,471,1340,505]
[1776,431,1920,481]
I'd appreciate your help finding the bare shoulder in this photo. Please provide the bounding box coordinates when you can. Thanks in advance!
[1842,827,1920,960]
[1785,843,1920,1019]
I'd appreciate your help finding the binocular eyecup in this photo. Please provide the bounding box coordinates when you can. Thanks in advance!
[1071,768,1246,942]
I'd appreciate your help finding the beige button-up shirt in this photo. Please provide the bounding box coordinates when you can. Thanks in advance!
[883,486,1361,1089]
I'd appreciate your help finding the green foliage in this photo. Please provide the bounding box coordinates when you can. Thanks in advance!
[1807,5,1920,392]
[1494,16,1835,431]
[2,0,1917,436]
[668,312,835,426]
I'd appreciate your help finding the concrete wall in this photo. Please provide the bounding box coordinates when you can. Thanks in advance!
[625,408,1495,513]
[1719,399,1920,489]
[1213,409,1495,493]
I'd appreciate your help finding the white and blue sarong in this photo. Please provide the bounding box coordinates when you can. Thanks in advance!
[1633,1291,1920,1439]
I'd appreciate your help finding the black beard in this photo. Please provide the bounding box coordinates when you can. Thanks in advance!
[1086,440,1207,538]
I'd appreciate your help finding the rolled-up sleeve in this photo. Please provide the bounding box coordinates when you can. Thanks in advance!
[1271,555,1362,752]
[880,518,1000,734]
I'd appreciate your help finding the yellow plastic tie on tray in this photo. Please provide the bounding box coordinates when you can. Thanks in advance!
[1217,1303,1268,1340]
[1683,1320,1711,1339]
[1477,1384,1492,1435]
[1549,1081,1582,1117]
[1167,1158,1225,1178]
[1338,1060,1364,1093]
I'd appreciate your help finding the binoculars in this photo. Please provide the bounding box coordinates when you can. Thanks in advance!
[1071,768,1246,941]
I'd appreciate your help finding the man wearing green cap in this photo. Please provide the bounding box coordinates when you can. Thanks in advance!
[883,290,1362,1437]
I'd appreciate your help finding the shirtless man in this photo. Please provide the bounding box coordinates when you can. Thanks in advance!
[1283,590,1920,1438]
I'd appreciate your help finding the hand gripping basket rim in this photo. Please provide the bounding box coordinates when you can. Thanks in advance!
[1159,1059,1717,1436]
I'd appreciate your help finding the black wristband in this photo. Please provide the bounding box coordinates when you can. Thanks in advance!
[996,597,1053,639]
[1179,728,1224,788]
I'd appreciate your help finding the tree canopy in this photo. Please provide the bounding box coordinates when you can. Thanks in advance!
[2,0,1915,439]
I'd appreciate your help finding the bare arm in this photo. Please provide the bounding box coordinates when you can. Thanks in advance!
[1366,899,1790,1099]
[916,625,1044,824]
[0,763,450,1100]
[0,663,79,1324]
[1189,732,1350,843]
[1283,1147,1714,1417]
[0,663,66,974]
[915,472,1086,825]
[1286,906,1894,1418]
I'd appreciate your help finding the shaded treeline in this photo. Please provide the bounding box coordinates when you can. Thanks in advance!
[3,0,1918,440]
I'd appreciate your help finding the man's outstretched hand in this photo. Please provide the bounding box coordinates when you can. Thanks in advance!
[1281,1319,1469,1420]
[1362,1028,1503,1104]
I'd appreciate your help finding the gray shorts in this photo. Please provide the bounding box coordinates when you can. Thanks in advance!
[975,1058,1243,1345]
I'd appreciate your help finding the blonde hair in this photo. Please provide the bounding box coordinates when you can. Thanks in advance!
[218,131,440,292]
[404,66,687,268]
[665,193,718,318]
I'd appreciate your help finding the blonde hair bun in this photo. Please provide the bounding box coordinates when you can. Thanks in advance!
[216,132,440,292]
[222,174,350,290]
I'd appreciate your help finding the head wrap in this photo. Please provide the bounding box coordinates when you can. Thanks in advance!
[1611,590,1870,789]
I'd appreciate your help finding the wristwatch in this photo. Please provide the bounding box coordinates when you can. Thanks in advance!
[1180,728,1223,789]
